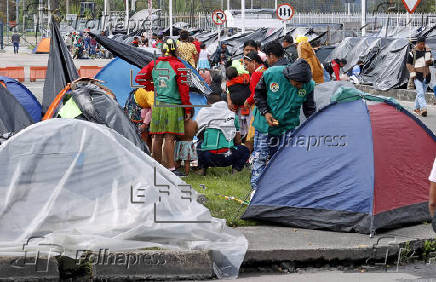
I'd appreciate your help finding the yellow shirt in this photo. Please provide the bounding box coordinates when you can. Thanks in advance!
[176,41,198,68]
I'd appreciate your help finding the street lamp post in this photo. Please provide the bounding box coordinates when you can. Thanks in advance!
[241,0,245,33]
[169,0,173,37]
[361,0,366,36]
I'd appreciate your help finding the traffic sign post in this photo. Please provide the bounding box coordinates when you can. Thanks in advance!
[402,0,421,40]
[212,10,227,42]
[402,0,421,14]
[276,3,295,36]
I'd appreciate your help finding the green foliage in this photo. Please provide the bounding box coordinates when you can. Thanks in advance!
[185,167,258,227]
[423,239,436,259]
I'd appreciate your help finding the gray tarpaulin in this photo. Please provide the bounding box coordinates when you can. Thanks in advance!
[327,37,410,90]
[70,82,146,152]
[0,119,247,279]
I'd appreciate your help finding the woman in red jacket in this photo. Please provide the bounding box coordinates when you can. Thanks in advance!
[135,38,192,176]
[243,51,267,152]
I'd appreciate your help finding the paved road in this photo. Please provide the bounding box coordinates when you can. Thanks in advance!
[0,48,111,86]
[221,262,436,281]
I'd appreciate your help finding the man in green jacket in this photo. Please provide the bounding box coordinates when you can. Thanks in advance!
[250,42,316,190]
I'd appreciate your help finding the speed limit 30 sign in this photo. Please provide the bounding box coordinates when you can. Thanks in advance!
[276,3,295,21]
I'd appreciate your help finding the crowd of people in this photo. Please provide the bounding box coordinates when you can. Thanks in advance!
[128,29,333,198]
[86,29,433,200]
[65,31,111,59]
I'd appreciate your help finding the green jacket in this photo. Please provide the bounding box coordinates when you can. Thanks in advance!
[253,58,316,136]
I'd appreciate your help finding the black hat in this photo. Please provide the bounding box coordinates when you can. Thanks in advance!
[417,36,426,43]
[283,59,312,83]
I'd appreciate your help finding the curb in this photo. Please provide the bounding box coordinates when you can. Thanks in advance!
[355,84,435,104]
[0,255,59,281]
[239,225,435,266]
[0,250,214,281]
[92,250,214,281]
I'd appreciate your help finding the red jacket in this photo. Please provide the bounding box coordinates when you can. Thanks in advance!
[193,40,201,54]
[135,56,192,115]
[331,59,341,81]
[246,66,267,106]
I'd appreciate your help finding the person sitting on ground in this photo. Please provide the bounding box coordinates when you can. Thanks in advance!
[177,30,198,68]
[282,34,298,64]
[351,60,364,76]
[226,66,251,138]
[175,115,198,176]
[324,58,347,81]
[211,42,231,66]
[407,36,433,117]
[135,38,192,176]
[196,94,250,176]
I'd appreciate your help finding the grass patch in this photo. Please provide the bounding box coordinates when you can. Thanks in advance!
[185,167,258,227]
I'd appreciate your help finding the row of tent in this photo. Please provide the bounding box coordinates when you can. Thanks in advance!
[2,19,436,277]
[113,25,419,91]
[0,19,243,279]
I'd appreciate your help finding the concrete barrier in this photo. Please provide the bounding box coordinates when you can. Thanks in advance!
[78,66,103,78]
[30,66,48,82]
[355,84,435,104]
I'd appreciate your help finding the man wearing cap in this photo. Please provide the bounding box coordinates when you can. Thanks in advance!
[250,41,316,190]
[407,36,433,117]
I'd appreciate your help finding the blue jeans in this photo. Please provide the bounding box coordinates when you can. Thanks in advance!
[13,42,19,54]
[415,79,428,110]
[250,129,294,189]
[197,145,250,171]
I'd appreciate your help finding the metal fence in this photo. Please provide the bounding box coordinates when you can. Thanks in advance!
[160,12,436,32]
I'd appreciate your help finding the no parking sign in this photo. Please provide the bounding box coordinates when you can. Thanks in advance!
[212,10,227,26]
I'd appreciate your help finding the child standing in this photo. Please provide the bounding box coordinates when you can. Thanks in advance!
[226,66,251,138]
[197,43,210,70]
[175,118,198,176]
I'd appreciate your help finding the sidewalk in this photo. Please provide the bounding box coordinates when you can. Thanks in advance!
[237,224,435,264]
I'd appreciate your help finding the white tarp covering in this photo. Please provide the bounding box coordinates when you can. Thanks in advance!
[0,119,247,278]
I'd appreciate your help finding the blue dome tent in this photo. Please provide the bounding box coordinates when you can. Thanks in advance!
[95,57,208,120]
[243,86,436,235]
[0,76,42,123]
